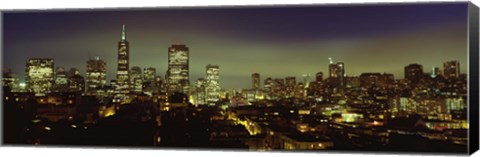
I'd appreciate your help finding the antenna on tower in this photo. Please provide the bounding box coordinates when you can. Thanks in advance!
[121,24,126,41]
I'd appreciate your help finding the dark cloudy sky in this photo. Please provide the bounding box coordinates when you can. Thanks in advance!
[2,2,468,89]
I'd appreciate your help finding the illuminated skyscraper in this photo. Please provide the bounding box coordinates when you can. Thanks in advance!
[130,66,142,93]
[404,63,423,83]
[328,58,345,87]
[285,76,296,97]
[205,64,220,105]
[116,24,130,94]
[25,58,54,96]
[302,74,311,88]
[264,77,273,99]
[194,78,207,105]
[252,73,260,90]
[143,67,156,82]
[86,57,106,95]
[166,44,189,94]
[272,78,285,98]
[54,67,68,92]
[2,69,19,92]
[443,61,460,79]
[143,67,157,94]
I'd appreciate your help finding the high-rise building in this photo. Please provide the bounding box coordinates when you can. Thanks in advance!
[294,82,306,99]
[143,67,157,94]
[404,63,423,83]
[26,58,54,96]
[143,67,156,81]
[54,67,68,92]
[86,57,106,95]
[252,73,260,90]
[431,67,442,78]
[155,76,166,94]
[302,74,311,88]
[443,61,460,79]
[328,58,345,87]
[130,66,142,93]
[264,77,273,99]
[205,64,220,105]
[272,78,285,99]
[166,44,189,94]
[285,76,296,97]
[194,78,207,105]
[2,69,19,92]
[264,77,273,90]
[116,24,130,94]
[68,74,85,93]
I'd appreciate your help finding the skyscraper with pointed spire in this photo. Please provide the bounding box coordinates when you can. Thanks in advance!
[116,24,130,94]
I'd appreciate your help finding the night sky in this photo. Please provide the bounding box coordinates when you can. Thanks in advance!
[2,2,468,89]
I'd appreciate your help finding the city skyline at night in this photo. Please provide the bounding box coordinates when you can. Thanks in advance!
[2,2,472,153]
[2,3,468,89]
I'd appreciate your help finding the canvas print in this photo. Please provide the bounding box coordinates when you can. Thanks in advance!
[1,2,476,154]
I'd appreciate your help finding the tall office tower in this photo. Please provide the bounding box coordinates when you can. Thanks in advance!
[316,72,323,82]
[205,64,220,105]
[143,67,157,94]
[86,57,107,95]
[252,73,260,90]
[143,67,156,81]
[116,24,130,94]
[443,61,460,79]
[302,74,311,88]
[54,67,69,92]
[294,82,305,99]
[194,78,207,105]
[166,44,189,94]
[264,77,273,90]
[2,69,19,92]
[264,77,273,98]
[404,63,423,84]
[272,78,285,98]
[328,58,345,87]
[130,66,143,93]
[26,58,54,96]
[285,76,296,97]
[68,74,85,93]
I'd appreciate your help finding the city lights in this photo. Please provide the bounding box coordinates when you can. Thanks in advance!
[2,4,470,153]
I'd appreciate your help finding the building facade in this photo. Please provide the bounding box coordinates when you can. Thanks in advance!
[130,66,142,93]
[443,60,460,80]
[205,64,220,105]
[166,44,190,94]
[26,58,54,96]
[86,57,106,95]
[252,73,260,90]
[404,63,423,84]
